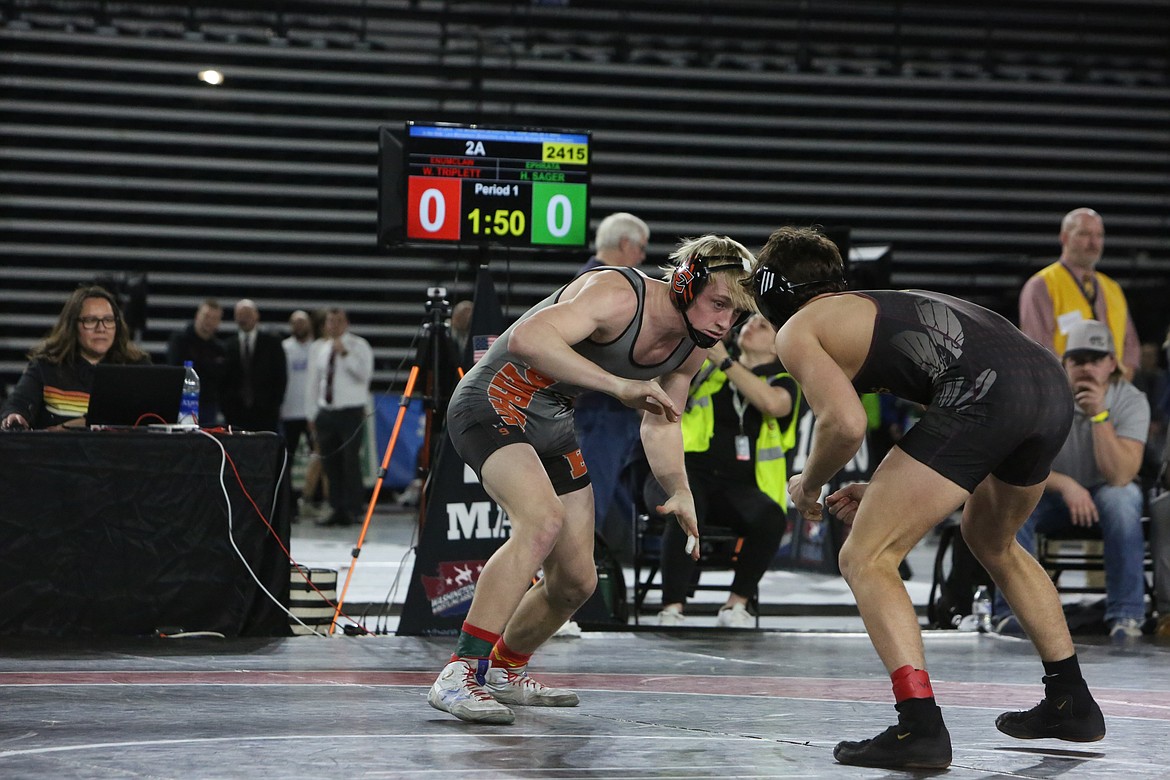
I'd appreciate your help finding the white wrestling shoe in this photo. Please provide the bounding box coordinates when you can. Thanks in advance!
[484,666,579,707]
[427,659,515,724]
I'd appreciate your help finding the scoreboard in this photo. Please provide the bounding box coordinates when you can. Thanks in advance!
[391,122,591,248]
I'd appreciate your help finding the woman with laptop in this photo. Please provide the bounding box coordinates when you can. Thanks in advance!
[1,285,150,431]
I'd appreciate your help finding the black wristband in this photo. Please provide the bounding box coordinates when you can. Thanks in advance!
[719,357,734,372]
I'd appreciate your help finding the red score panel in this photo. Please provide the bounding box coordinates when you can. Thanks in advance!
[406,177,462,241]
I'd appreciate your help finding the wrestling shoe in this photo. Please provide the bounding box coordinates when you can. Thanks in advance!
[996,693,1105,742]
[834,720,952,769]
[427,658,515,724]
[484,666,579,707]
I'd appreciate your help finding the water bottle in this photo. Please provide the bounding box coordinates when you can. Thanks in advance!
[972,585,992,633]
[178,360,200,426]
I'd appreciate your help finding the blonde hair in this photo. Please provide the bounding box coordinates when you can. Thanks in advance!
[661,234,758,314]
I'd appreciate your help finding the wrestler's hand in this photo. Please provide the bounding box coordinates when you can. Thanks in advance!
[788,473,823,521]
[1059,482,1099,527]
[615,378,679,422]
[657,490,700,560]
[826,481,868,524]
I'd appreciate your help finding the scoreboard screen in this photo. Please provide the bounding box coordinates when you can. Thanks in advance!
[378,121,591,249]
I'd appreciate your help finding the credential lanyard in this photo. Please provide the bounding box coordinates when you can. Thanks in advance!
[731,384,751,461]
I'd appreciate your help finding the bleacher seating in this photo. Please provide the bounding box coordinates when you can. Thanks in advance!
[2,0,1168,395]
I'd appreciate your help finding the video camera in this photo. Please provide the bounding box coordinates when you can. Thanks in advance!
[426,286,452,319]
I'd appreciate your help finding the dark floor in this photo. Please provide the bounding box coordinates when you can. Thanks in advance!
[2,629,1167,779]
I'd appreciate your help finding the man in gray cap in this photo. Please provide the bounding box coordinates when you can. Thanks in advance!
[994,319,1150,638]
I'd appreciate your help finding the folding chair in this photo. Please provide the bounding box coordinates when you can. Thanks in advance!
[631,510,760,626]
[1035,517,1154,608]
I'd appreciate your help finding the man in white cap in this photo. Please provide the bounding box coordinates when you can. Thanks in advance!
[994,319,1150,639]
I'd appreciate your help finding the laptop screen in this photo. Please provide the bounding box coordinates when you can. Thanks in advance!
[86,364,186,426]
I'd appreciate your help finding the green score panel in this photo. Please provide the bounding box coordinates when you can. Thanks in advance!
[529,182,587,245]
[407,177,586,246]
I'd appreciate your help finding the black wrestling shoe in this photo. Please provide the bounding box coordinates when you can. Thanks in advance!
[996,693,1106,742]
[834,721,952,769]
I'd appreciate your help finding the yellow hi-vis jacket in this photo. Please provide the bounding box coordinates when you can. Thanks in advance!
[1035,262,1130,365]
[680,360,801,509]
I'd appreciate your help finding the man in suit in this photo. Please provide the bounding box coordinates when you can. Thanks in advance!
[221,299,287,432]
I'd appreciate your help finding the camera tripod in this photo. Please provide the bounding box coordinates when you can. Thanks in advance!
[329,287,463,634]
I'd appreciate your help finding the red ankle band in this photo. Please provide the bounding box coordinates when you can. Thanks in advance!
[891,665,934,702]
[461,621,501,645]
[491,639,533,669]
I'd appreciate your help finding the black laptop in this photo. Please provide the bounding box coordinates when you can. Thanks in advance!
[86,364,187,426]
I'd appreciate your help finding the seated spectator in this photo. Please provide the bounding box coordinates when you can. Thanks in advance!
[1,285,150,430]
[993,320,1150,639]
[654,314,800,627]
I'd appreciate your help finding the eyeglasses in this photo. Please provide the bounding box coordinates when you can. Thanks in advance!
[78,316,117,330]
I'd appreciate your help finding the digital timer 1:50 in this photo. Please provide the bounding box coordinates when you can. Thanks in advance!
[467,208,526,237]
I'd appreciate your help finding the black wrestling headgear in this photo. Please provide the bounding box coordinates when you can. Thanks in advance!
[670,253,751,348]
[752,266,843,328]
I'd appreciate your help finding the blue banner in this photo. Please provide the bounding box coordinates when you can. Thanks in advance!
[373,393,426,490]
